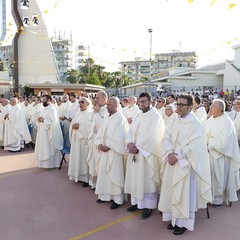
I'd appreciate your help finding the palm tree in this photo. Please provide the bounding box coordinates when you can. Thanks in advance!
[66,69,79,83]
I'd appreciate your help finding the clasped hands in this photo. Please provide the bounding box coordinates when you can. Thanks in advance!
[98,144,110,152]
[72,123,79,130]
[127,143,139,154]
[168,152,178,166]
[38,117,44,123]
[4,113,9,120]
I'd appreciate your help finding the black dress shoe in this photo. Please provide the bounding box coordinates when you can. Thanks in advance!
[96,199,106,203]
[212,203,222,208]
[173,226,187,235]
[82,182,89,187]
[167,223,176,230]
[110,202,121,209]
[141,208,152,219]
[8,149,21,153]
[127,205,138,212]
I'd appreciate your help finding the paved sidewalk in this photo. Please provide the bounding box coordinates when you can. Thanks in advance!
[0,148,240,240]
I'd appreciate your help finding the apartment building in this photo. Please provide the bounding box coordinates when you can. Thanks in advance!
[119,51,197,81]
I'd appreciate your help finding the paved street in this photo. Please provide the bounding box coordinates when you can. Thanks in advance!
[0,147,240,240]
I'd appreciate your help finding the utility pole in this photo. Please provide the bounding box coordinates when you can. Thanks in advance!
[88,46,90,76]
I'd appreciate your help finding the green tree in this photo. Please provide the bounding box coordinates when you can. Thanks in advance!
[87,74,101,85]
[0,59,4,71]
[23,85,34,97]
[78,58,103,85]
[66,69,79,84]
[102,72,114,87]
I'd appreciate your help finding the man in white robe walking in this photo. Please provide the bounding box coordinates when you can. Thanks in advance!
[124,92,165,219]
[34,95,63,169]
[95,97,128,209]
[204,99,240,207]
[68,97,93,185]
[158,94,212,235]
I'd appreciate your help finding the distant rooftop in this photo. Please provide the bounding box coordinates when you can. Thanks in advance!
[197,61,227,71]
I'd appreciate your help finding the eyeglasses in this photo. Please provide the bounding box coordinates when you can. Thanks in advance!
[79,101,85,104]
[176,103,189,108]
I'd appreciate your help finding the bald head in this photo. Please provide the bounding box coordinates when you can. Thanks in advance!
[62,94,69,102]
[1,98,9,106]
[107,97,118,115]
[10,98,18,106]
[96,91,108,107]
[128,96,137,107]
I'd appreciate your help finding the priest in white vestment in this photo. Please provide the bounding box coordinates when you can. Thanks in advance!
[68,97,94,185]
[95,97,129,209]
[122,96,140,124]
[158,94,212,235]
[204,99,240,206]
[193,96,207,123]
[86,91,109,189]
[164,104,177,126]
[28,97,43,145]
[62,93,79,151]
[21,98,32,125]
[0,98,11,147]
[59,94,71,121]
[155,97,166,119]
[4,98,32,152]
[34,95,63,169]
[124,92,165,219]
[232,99,240,145]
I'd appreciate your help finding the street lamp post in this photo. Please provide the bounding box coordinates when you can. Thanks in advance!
[87,46,90,76]
[148,28,153,93]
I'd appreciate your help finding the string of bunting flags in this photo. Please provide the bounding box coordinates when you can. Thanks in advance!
[1,0,239,70]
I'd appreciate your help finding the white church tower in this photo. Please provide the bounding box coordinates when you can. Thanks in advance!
[12,0,59,93]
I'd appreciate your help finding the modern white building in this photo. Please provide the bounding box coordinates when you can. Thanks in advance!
[51,38,73,82]
[122,45,240,97]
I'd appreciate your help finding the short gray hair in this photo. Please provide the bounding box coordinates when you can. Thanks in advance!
[213,99,225,112]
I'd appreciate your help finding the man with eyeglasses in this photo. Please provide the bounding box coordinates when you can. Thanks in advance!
[204,99,240,208]
[155,97,166,119]
[125,92,165,219]
[164,104,177,126]
[68,97,94,186]
[158,94,212,235]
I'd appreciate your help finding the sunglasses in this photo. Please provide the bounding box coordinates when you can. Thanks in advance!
[79,101,85,104]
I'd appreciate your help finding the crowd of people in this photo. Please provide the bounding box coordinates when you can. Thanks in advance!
[0,89,240,236]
